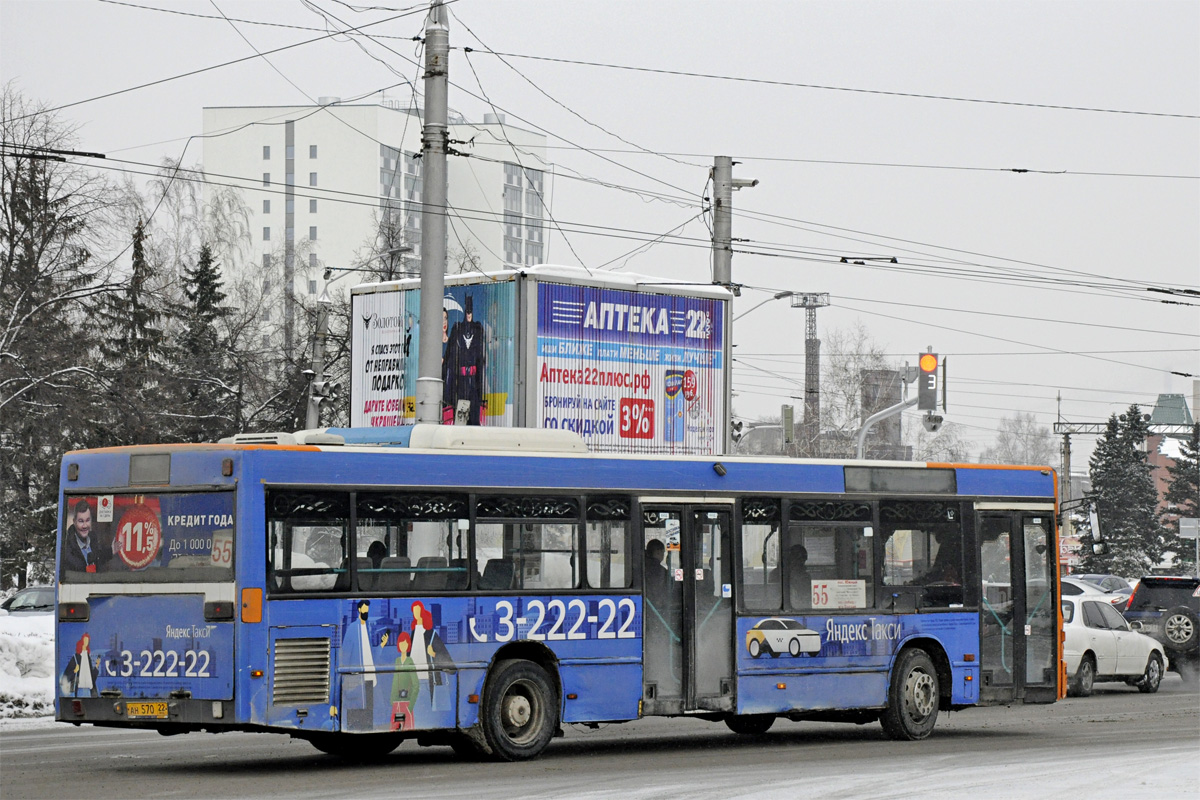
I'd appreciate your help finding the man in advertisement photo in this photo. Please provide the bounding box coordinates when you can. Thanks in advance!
[61,498,109,574]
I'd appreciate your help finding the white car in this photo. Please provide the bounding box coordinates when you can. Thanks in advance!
[1062,595,1167,696]
[746,617,822,658]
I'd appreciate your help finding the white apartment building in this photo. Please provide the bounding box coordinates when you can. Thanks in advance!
[201,102,549,355]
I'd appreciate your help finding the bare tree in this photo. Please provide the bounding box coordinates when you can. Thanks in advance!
[980,412,1056,466]
[819,322,894,458]
[906,418,972,463]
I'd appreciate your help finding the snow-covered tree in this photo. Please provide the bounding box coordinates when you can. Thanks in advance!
[1080,406,1169,575]
[1163,423,1199,574]
[0,86,115,587]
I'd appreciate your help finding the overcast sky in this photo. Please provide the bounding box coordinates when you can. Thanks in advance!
[3,0,1197,460]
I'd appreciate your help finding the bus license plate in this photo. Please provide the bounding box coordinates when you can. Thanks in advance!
[125,702,168,719]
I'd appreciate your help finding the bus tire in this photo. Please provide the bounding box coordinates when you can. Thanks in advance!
[724,714,775,735]
[308,732,402,759]
[480,658,558,761]
[880,648,939,741]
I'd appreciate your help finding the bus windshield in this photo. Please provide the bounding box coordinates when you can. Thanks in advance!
[60,492,235,583]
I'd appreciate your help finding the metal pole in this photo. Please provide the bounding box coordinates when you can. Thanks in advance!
[415,0,449,424]
[855,397,918,459]
[305,294,331,429]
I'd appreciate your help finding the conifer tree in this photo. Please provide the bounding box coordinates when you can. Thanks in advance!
[1080,406,1168,575]
[174,243,232,441]
[92,218,167,445]
[1163,423,1199,574]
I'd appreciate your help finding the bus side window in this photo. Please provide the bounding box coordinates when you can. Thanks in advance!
[585,495,633,590]
[266,490,350,594]
[475,494,582,591]
[356,492,469,593]
[740,497,781,611]
[880,500,963,608]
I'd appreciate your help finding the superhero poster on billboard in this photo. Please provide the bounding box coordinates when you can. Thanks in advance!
[536,282,725,455]
[351,281,516,428]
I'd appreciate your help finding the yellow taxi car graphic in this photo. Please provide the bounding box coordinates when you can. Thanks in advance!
[746,617,822,658]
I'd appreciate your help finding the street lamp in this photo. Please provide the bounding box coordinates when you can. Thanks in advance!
[735,290,794,321]
[322,245,415,282]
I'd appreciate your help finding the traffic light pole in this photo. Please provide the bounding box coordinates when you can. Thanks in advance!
[305,293,332,429]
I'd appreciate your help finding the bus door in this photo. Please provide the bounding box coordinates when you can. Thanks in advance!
[976,505,1058,704]
[641,504,735,715]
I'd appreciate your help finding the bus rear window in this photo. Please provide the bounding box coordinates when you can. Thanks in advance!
[61,492,235,583]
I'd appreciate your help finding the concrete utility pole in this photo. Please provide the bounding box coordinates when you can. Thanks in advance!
[712,156,757,453]
[415,1,450,424]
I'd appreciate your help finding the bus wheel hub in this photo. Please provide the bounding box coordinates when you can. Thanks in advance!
[504,695,531,727]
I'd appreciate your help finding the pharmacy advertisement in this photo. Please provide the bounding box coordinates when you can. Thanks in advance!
[536,282,725,455]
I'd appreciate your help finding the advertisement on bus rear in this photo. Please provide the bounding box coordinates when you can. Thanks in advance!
[536,282,725,454]
[351,281,516,428]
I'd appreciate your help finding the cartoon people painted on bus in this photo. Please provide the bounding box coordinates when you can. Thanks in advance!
[410,600,457,712]
[390,631,418,731]
[60,633,100,697]
[339,600,390,730]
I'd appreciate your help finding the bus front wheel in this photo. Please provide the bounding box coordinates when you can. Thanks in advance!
[481,658,558,761]
[881,648,939,741]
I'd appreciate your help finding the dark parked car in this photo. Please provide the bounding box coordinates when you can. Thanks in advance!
[1123,575,1200,682]
[0,585,55,614]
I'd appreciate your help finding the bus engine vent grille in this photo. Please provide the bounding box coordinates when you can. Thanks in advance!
[272,638,331,705]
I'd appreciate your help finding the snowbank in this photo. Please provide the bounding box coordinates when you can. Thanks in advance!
[0,611,55,719]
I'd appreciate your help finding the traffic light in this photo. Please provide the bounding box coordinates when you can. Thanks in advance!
[917,352,938,411]
[312,380,342,406]
[730,419,744,443]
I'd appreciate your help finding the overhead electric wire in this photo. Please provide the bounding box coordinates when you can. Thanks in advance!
[13,4,441,121]
[469,49,1200,119]
[450,9,703,171]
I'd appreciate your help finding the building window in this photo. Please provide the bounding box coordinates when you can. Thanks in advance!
[262,278,271,293]
[309,226,317,241]
[263,145,271,160]
[310,145,318,159]
[286,172,295,186]
[286,198,294,214]
[286,145,295,160]
[308,280,317,294]
[263,199,271,214]
[263,227,270,241]
[309,172,317,187]
[502,163,546,266]
[309,252,317,269]
[263,173,270,187]
[262,254,271,270]
[309,199,317,213]
[264,307,271,322]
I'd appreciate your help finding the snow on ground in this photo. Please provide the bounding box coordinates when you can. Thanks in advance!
[0,611,55,720]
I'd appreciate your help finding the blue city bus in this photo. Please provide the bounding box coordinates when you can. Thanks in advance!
[55,425,1062,760]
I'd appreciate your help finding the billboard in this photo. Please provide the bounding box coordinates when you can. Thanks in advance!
[351,281,516,428]
[350,267,730,454]
[536,282,724,454]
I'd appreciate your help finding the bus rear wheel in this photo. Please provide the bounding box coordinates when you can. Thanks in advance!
[881,648,940,741]
[481,659,558,761]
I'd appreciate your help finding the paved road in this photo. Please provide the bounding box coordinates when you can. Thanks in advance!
[3,675,1196,800]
